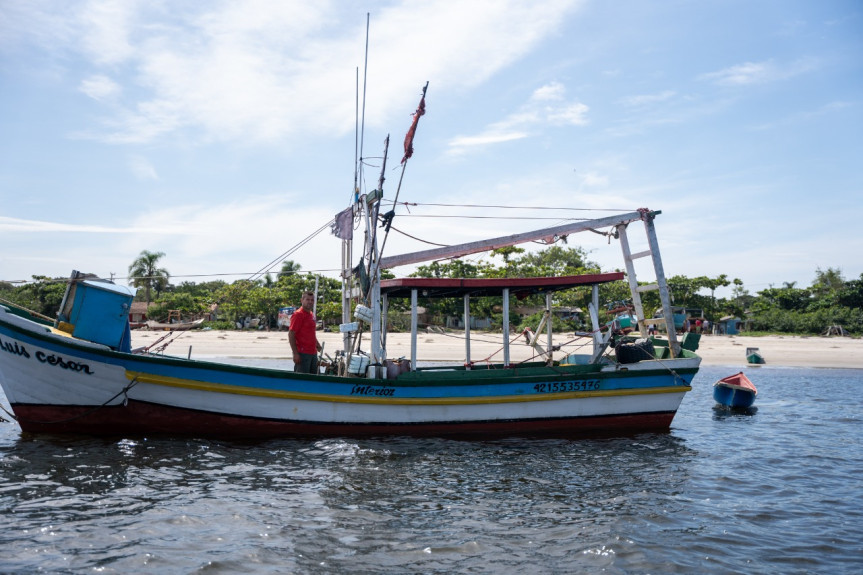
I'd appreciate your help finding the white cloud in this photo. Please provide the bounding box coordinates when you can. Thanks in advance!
[8,1,584,146]
[120,196,337,268]
[78,0,139,65]
[701,61,772,85]
[128,155,158,181]
[531,81,567,101]
[699,58,817,86]
[620,90,676,107]
[579,171,609,187]
[448,132,529,148]
[0,198,342,280]
[447,81,588,155]
[0,1,76,52]
[547,102,589,125]
[79,74,120,101]
[0,215,186,234]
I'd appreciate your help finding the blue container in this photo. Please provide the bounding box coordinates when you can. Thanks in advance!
[59,277,135,350]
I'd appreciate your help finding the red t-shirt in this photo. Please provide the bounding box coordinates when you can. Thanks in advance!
[289,307,318,354]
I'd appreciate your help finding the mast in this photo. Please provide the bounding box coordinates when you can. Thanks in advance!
[366,137,389,375]
[341,15,370,359]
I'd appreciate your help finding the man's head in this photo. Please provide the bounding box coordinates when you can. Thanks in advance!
[300,290,315,311]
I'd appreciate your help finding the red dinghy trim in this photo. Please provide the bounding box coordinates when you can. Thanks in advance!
[716,372,758,394]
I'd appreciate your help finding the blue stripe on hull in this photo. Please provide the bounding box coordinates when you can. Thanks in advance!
[713,384,756,408]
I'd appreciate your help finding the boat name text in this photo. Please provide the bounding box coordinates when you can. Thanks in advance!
[350,385,396,397]
[0,336,94,374]
[35,351,94,374]
[533,380,600,394]
[1,337,30,358]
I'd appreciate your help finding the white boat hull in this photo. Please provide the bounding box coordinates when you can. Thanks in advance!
[1,306,699,438]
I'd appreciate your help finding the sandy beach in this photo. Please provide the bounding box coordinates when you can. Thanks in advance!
[131,329,863,369]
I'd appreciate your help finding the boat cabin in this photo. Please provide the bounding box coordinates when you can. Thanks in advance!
[378,272,624,371]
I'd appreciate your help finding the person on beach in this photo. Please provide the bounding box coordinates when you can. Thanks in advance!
[289,291,322,374]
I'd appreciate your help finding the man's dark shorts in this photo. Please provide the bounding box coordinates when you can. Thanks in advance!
[294,352,319,374]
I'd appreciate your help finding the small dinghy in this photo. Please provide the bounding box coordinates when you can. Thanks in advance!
[746,347,765,365]
[713,371,758,408]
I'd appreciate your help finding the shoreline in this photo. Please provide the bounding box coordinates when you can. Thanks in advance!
[131,330,863,370]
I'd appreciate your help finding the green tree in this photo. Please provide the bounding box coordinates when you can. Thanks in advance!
[809,267,844,309]
[128,250,170,306]
[755,284,810,312]
[149,292,208,322]
[215,280,256,324]
[701,274,729,303]
[514,246,595,277]
[412,260,487,279]
[1,275,67,319]
[245,285,282,330]
[279,260,302,278]
[490,246,525,277]
[667,275,698,306]
[837,273,863,309]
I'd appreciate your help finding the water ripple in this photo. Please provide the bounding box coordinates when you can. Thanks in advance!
[1,366,862,573]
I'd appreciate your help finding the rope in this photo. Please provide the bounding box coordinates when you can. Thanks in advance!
[387,225,450,247]
[423,325,599,366]
[138,330,189,355]
[0,376,140,426]
[473,329,533,364]
[0,298,54,322]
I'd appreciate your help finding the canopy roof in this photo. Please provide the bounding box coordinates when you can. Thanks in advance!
[379,272,624,299]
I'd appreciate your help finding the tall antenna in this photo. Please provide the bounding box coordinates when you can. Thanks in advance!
[355,13,370,202]
[353,66,359,203]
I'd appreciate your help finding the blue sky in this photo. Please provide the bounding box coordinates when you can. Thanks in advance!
[1,0,861,298]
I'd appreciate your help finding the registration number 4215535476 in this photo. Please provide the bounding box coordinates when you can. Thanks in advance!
[533,380,600,394]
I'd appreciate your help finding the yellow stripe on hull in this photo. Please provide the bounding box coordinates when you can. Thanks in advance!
[126,371,690,406]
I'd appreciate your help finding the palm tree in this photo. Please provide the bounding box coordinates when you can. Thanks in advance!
[128,250,170,306]
[279,260,302,277]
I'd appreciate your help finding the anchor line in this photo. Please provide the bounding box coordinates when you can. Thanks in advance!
[0,376,140,426]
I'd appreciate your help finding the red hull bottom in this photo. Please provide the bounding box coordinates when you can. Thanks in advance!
[11,401,677,439]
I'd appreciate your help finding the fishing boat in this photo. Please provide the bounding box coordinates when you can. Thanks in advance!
[0,87,701,439]
[0,209,701,438]
[713,372,757,408]
[746,346,766,365]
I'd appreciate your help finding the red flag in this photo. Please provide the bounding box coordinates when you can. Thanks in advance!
[401,82,428,164]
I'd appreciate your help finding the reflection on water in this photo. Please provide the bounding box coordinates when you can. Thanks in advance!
[1,366,862,573]
[712,405,759,418]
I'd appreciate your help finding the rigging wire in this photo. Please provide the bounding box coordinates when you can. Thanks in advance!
[246,219,334,283]
[391,214,604,220]
[389,202,635,212]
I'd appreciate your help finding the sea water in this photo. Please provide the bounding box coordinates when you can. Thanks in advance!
[1,365,861,573]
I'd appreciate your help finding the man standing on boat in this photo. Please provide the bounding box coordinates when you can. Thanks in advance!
[289,290,322,374]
